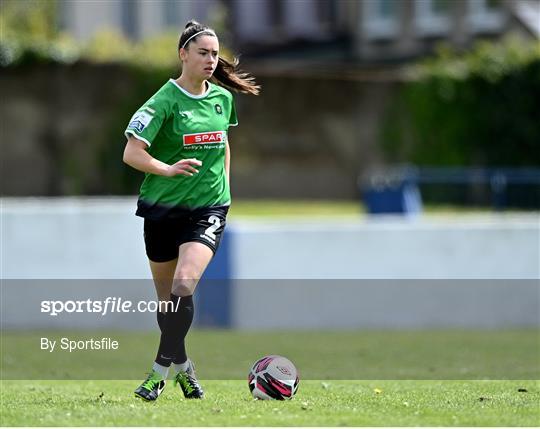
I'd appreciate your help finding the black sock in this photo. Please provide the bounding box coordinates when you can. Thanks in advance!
[157,305,189,364]
[155,294,194,367]
[172,295,193,364]
[157,310,165,331]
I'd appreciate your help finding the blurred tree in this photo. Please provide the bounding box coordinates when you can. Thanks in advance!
[0,0,58,41]
[0,1,233,69]
[83,29,134,64]
[383,36,540,167]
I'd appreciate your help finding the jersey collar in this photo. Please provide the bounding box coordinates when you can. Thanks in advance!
[169,79,211,99]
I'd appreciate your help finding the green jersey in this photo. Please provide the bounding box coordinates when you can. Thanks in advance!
[125,79,237,219]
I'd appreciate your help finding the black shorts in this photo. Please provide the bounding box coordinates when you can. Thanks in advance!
[143,206,229,262]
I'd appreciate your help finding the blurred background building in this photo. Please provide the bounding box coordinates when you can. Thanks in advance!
[59,0,540,62]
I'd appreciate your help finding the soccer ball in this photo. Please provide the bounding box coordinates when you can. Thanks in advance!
[248,355,299,400]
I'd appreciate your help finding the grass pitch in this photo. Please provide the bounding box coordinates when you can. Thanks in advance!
[1,329,539,426]
[1,380,538,426]
[2,330,538,380]
[226,199,515,219]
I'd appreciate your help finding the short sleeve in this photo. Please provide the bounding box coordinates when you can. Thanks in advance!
[124,95,169,146]
[228,97,238,127]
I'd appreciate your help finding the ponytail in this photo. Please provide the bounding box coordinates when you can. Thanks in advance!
[179,20,260,96]
[212,56,260,96]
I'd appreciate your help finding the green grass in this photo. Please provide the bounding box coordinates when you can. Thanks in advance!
[2,330,539,426]
[228,199,364,218]
[1,380,538,426]
[2,330,538,380]
[226,199,535,219]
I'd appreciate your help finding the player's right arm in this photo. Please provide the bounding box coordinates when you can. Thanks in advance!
[123,136,202,177]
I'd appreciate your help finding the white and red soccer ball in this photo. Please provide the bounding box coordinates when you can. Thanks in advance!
[248,355,299,400]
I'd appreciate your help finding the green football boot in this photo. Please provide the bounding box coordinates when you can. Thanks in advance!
[134,370,166,401]
[174,360,204,399]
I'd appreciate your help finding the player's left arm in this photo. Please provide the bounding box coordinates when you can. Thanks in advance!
[224,140,230,184]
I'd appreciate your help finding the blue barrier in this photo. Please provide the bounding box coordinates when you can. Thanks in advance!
[361,166,540,212]
[194,230,232,327]
[417,167,540,210]
[361,166,422,215]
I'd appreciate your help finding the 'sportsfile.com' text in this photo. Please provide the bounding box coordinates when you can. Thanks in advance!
[40,297,179,316]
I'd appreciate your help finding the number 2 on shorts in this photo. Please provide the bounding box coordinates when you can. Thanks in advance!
[204,215,221,240]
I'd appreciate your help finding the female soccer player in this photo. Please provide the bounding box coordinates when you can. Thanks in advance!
[123,21,259,401]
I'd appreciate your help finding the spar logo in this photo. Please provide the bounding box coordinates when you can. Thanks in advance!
[183,131,226,146]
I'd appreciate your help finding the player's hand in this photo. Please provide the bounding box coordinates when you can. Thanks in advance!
[166,158,202,177]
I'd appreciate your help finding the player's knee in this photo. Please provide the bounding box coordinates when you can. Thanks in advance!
[172,283,193,297]
[171,272,198,297]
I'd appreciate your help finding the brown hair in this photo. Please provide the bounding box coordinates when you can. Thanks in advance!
[178,20,260,96]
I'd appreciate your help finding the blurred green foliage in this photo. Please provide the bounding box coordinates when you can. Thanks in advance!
[0,0,230,68]
[2,0,537,177]
[383,36,540,166]
[0,0,76,65]
[0,0,58,41]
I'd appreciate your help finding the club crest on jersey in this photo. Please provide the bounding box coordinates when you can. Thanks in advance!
[183,131,226,146]
[214,104,222,115]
